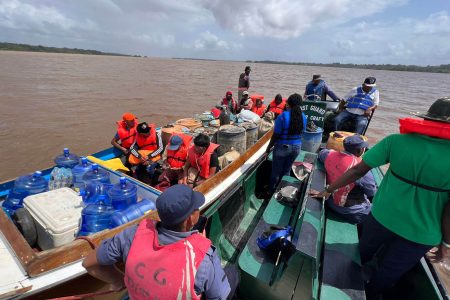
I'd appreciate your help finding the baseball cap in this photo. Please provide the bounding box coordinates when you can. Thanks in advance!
[245,66,251,71]
[312,74,321,80]
[122,112,136,121]
[242,91,249,96]
[137,122,150,134]
[363,77,377,87]
[343,135,369,153]
[156,184,205,226]
[168,135,183,151]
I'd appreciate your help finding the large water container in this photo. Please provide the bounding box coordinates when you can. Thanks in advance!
[110,198,156,228]
[217,125,247,156]
[72,157,92,190]
[82,164,110,185]
[78,195,115,236]
[301,127,324,153]
[108,177,138,210]
[193,127,218,143]
[238,122,258,150]
[2,171,48,216]
[54,148,80,169]
[80,182,113,205]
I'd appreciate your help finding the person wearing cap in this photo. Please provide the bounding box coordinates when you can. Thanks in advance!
[238,66,251,102]
[111,112,139,166]
[156,134,193,190]
[311,97,450,298]
[83,184,238,299]
[303,75,340,102]
[334,77,380,134]
[238,91,254,112]
[219,91,238,114]
[317,135,376,224]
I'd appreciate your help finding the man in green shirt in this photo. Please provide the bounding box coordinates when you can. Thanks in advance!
[312,97,450,298]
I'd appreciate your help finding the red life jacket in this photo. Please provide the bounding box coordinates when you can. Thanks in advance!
[167,134,193,169]
[324,150,361,206]
[251,104,267,117]
[124,220,211,300]
[135,124,157,151]
[268,99,286,115]
[399,117,450,140]
[188,143,219,179]
[222,97,237,112]
[116,119,138,149]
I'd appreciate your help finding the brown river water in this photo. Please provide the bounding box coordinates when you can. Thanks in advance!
[0,51,449,183]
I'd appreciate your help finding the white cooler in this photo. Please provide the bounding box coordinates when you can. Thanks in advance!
[23,187,83,250]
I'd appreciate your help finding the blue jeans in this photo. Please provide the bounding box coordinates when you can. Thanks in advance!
[334,110,368,134]
[269,143,301,191]
[359,214,432,297]
[326,198,371,224]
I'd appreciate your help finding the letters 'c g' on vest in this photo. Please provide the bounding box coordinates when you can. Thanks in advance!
[188,143,219,179]
[117,119,138,149]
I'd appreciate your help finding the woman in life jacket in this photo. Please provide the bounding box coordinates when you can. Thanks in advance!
[251,98,267,117]
[111,112,138,168]
[181,134,220,188]
[266,93,307,194]
[266,94,287,119]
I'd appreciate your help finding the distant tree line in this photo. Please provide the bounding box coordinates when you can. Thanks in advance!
[247,60,450,74]
[0,42,139,57]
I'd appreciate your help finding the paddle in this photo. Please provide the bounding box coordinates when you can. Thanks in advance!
[362,110,375,136]
[86,156,130,172]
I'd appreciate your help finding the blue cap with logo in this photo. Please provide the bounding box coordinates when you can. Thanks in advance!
[168,135,183,151]
[343,135,369,153]
[156,184,205,226]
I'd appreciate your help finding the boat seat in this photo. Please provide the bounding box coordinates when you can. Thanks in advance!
[320,212,366,300]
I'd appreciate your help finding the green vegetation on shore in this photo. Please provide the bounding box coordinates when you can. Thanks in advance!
[247,60,450,74]
[0,42,141,57]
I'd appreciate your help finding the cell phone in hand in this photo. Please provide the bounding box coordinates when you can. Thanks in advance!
[192,215,208,232]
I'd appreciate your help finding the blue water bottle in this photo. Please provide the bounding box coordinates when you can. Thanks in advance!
[108,177,138,210]
[78,195,115,236]
[54,148,80,169]
[110,198,156,228]
[2,171,48,216]
[80,182,113,205]
[72,157,92,190]
[82,164,110,185]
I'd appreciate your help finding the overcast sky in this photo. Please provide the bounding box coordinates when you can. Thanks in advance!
[1,0,449,65]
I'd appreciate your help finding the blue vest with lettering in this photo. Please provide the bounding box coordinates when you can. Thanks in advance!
[346,86,376,110]
[305,80,325,101]
[275,111,307,145]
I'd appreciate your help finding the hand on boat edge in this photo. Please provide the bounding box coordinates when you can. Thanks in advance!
[309,189,330,200]
[427,244,450,263]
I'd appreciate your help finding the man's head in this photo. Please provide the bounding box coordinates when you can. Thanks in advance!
[156,184,205,231]
[242,90,249,99]
[122,112,136,128]
[168,135,183,151]
[274,94,283,105]
[362,77,376,92]
[255,98,263,107]
[245,66,251,75]
[343,135,369,157]
[193,133,210,154]
[136,122,150,136]
[413,97,450,124]
[312,74,322,85]
[226,91,233,100]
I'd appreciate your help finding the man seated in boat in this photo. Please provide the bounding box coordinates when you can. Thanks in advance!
[83,184,238,299]
[181,134,220,187]
[238,91,253,112]
[318,135,376,224]
[312,97,450,299]
[128,122,164,182]
[218,91,238,114]
[155,134,193,191]
[111,112,138,167]
[303,74,340,102]
[334,77,379,134]
[251,97,267,117]
[266,94,286,119]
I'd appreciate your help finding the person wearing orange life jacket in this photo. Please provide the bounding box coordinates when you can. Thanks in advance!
[83,185,239,300]
[111,112,138,167]
[266,94,286,119]
[318,135,376,224]
[181,134,220,187]
[156,134,192,190]
[251,98,267,117]
[219,91,238,114]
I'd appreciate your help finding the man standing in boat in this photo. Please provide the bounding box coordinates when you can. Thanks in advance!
[334,77,379,134]
[83,184,238,299]
[312,97,450,298]
[238,66,251,102]
[303,74,340,102]
[111,112,138,167]
[318,135,376,224]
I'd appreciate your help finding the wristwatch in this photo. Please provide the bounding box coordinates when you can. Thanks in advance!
[442,240,450,249]
[325,185,333,193]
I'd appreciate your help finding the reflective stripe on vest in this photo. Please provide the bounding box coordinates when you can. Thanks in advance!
[324,151,361,206]
[117,120,138,149]
[188,143,219,179]
[305,80,325,101]
[124,220,211,300]
[346,86,376,110]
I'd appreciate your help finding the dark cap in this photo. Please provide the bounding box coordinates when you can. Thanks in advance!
[156,184,205,227]
[343,135,369,153]
[245,66,251,71]
[312,74,321,81]
[137,122,150,134]
[168,135,183,151]
[412,97,450,123]
[363,77,376,87]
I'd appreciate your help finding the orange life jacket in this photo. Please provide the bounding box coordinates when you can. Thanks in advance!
[188,143,219,179]
[167,134,193,169]
[268,99,286,115]
[135,124,157,151]
[399,117,450,140]
[116,119,138,149]
[251,104,267,117]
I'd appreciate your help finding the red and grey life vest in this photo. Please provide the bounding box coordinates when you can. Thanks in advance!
[135,124,157,151]
[251,104,267,117]
[188,143,219,179]
[324,150,361,206]
[167,134,193,169]
[222,97,237,113]
[124,220,211,300]
[116,119,138,149]
[346,86,376,111]
[268,99,286,115]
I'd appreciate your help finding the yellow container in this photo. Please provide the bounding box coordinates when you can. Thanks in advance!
[326,131,368,152]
